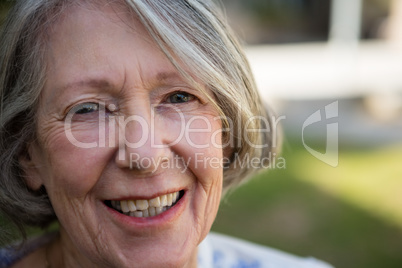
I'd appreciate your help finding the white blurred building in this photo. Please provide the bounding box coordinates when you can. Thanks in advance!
[245,0,402,122]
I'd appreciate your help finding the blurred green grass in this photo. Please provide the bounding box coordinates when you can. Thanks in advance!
[212,140,402,268]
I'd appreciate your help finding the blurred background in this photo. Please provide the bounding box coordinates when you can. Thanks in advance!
[211,1,402,268]
[1,0,402,267]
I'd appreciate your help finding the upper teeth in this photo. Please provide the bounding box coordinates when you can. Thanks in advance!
[111,191,180,217]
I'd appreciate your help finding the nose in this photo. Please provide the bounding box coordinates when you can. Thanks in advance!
[114,102,170,174]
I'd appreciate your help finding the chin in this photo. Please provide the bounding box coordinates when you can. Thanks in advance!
[114,235,198,268]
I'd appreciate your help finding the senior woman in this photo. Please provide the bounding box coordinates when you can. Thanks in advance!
[0,0,333,267]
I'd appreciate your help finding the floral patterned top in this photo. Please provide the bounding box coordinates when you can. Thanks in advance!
[198,233,334,268]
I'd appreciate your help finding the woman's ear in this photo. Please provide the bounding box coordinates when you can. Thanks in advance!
[19,143,44,191]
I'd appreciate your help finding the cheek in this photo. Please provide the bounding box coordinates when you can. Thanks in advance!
[190,145,223,240]
[158,107,223,148]
[185,116,223,174]
[181,117,224,194]
[184,115,222,148]
[41,128,112,198]
[64,118,106,146]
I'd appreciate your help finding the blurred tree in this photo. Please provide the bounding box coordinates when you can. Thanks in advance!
[221,0,330,44]
[0,0,12,24]
[220,0,391,44]
[362,0,391,39]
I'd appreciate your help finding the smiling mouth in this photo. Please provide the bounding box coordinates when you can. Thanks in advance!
[105,190,184,217]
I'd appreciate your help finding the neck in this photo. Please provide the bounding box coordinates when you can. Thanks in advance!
[45,234,63,268]
[186,249,199,268]
[46,230,90,268]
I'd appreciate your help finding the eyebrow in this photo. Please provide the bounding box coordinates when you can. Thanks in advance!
[155,71,182,82]
[60,71,184,92]
[60,78,114,92]
[46,71,190,109]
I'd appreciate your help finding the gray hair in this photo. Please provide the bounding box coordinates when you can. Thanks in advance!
[0,0,276,233]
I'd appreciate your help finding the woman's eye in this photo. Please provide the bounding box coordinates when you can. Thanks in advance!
[74,103,99,114]
[168,92,195,104]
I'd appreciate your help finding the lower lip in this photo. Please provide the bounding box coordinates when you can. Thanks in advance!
[104,191,187,230]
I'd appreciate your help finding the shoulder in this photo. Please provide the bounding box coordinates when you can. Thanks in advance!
[0,247,17,268]
[198,232,334,268]
[0,232,57,268]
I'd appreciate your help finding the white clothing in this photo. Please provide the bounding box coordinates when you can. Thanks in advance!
[198,233,334,268]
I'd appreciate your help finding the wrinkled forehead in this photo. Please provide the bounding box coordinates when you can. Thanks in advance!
[38,0,215,111]
[47,0,145,41]
[41,1,161,97]
[39,0,211,104]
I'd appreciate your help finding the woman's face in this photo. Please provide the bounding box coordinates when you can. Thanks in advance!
[24,4,223,268]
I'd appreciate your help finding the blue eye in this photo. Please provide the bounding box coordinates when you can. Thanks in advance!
[168,92,194,103]
[74,103,99,114]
